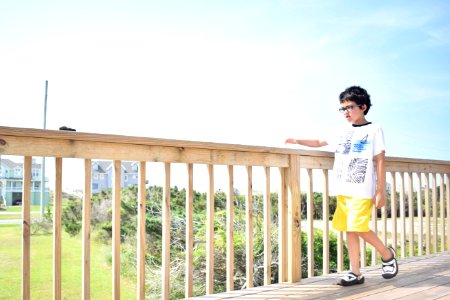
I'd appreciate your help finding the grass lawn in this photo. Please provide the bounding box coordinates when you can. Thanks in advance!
[0,224,136,299]
[0,205,41,221]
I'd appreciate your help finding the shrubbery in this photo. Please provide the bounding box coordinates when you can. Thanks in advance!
[60,185,351,298]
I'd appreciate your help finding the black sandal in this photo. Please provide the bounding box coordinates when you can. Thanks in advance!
[336,272,365,286]
[381,246,398,279]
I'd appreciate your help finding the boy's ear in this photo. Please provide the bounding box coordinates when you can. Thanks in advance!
[361,104,367,112]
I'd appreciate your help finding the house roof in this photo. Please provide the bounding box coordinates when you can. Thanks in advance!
[0,158,41,169]
[92,160,138,174]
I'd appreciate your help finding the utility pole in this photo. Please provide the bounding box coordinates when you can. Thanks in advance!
[40,80,48,220]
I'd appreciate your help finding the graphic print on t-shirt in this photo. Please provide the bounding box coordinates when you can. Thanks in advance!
[336,130,354,155]
[352,134,369,153]
[346,158,368,183]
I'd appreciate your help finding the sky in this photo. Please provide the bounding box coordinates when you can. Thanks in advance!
[1,0,450,191]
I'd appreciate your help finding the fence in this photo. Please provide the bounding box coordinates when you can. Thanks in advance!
[0,126,449,299]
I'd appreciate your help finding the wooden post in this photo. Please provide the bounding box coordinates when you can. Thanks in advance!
[287,155,301,283]
[278,167,288,283]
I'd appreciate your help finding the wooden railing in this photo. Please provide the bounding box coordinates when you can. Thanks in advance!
[0,126,449,299]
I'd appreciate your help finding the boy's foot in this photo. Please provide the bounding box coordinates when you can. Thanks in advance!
[336,272,365,286]
[381,246,398,279]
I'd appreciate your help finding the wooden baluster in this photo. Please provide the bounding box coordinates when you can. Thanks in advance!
[306,169,314,278]
[390,172,397,251]
[162,162,170,300]
[360,236,366,268]
[82,159,92,300]
[22,156,32,300]
[264,167,271,285]
[226,165,234,291]
[446,174,450,251]
[359,237,366,268]
[54,157,63,300]
[371,205,377,265]
[432,173,438,253]
[417,173,423,256]
[399,172,406,258]
[337,231,344,273]
[322,169,329,275]
[440,174,445,252]
[206,164,214,294]
[246,166,254,288]
[185,163,194,298]
[137,161,146,300]
[407,172,414,257]
[112,160,121,300]
[424,173,431,255]
[381,183,387,247]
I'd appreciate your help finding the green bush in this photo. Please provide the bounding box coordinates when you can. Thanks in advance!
[62,200,82,236]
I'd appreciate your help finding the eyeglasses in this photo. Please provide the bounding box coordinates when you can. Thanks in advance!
[338,104,362,113]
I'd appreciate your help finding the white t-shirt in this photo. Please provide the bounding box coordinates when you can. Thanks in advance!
[328,123,385,199]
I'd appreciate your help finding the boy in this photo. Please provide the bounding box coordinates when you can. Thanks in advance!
[285,86,398,286]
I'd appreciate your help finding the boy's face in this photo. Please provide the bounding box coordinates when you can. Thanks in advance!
[339,100,367,124]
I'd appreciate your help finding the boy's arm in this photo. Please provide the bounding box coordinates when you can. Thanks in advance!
[374,150,386,209]
[285,138,328,147]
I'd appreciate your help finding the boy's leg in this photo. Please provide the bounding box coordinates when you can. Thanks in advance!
[346,232,361,275]
[359,230,399,279]
[358,230,392,260]
[337,231,365,286]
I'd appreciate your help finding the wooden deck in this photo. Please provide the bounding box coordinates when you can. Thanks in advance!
[188,252,450,300]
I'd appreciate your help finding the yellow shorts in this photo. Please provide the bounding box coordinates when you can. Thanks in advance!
[332,195,373,232]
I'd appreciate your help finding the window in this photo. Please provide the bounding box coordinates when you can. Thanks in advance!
[32,169,40,178]
[124,175,128,182]
[13,182,22,189]
[92,183,98,190]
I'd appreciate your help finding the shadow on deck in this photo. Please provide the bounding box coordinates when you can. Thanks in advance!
[188,252,450,300]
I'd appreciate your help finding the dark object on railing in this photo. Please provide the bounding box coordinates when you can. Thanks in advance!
[59,126,76,131]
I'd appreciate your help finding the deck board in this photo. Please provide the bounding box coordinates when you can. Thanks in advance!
[187,252,450,300]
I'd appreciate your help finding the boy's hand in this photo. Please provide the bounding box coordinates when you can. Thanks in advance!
[285,138,297,144]
[375,191,386,209]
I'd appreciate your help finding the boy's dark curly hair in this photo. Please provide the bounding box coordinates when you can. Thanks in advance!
[339,86,371,115]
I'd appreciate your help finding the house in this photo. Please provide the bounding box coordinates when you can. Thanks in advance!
[0,158,50,206]
[91,160,139,194]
